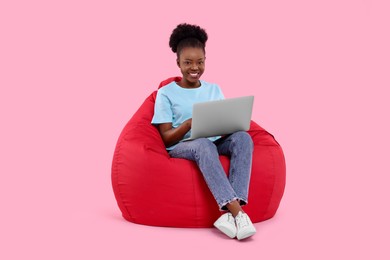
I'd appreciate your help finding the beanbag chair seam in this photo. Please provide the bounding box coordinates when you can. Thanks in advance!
[112,127,134,221]
[263,145,277,218]
[190,165,200,226]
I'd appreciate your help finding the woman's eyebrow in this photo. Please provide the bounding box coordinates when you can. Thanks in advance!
[183,58,204,61]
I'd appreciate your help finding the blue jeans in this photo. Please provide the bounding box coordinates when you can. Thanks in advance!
[169,131,254,210]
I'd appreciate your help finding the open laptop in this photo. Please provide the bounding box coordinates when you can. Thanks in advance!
[182,96,254,142]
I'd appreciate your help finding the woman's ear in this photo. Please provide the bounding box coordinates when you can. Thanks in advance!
[176,58,180,68]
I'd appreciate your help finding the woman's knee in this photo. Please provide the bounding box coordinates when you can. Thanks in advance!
[228,132,254,154]
[232,131,253,147]
[191,138,217,152]
[188,138,218,161]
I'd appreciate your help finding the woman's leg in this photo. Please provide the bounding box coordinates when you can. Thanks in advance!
[170,136,256,239]
[215,131,254,209]
[169,138,239,210]
[216,131,256,240]
[225,200,244,217]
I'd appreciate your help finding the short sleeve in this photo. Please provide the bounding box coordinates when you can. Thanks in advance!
[216,84,225,100]
[151,90,173,124]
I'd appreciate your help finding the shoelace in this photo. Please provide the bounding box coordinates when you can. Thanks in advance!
[236,213,249,228]
[227,213,235,224]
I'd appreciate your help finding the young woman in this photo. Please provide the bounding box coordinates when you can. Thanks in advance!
[152,23,256,240]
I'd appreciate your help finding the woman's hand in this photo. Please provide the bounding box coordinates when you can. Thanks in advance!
[156,119,192,148]
[183,118,192,129]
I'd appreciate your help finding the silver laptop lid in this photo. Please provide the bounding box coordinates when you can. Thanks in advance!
[190,96,254,139]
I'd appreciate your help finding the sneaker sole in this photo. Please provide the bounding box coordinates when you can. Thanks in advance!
[237,230,256,240]
[214,223,236,238]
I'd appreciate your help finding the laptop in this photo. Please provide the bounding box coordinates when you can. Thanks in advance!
[182,96,254,142]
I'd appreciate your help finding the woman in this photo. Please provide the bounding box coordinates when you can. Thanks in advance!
[152,23,256,240]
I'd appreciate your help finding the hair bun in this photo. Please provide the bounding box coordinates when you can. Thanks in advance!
[169,23,208,53]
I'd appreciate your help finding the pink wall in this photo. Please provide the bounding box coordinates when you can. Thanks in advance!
[1,0,389,259]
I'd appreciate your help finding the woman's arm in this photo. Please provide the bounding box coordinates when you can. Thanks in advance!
[157,119,192,148]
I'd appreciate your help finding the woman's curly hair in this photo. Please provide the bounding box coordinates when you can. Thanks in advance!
[169,23,208,57]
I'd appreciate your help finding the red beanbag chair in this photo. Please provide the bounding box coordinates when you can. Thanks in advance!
[111,77,286,227]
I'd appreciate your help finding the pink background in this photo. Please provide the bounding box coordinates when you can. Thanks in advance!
[1,0,389,259]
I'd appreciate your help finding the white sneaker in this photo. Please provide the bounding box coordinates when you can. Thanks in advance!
[235,211,257,240]
[213,212,237,238]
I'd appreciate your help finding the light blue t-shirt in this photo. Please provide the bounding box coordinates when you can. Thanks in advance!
[152,80,225,150]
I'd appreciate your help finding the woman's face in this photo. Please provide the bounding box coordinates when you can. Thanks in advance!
[177,47,205,88]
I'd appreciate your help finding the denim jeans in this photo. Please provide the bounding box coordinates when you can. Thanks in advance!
[169,131,254,210]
